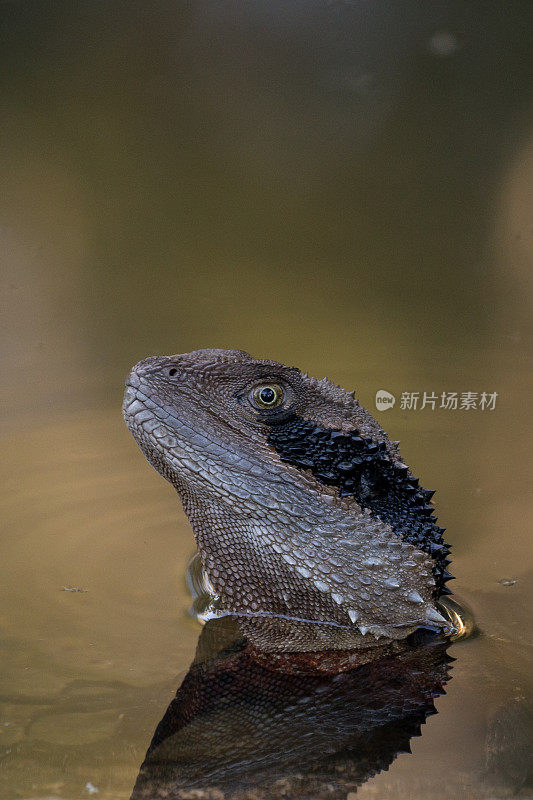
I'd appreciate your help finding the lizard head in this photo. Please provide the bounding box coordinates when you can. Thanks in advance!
[123,348,451,641]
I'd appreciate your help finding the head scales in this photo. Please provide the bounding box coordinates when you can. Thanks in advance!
[123,349,451,643]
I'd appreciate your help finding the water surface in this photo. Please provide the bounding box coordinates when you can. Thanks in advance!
[1,2,532,797]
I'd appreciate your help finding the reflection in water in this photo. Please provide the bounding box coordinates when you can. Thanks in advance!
[131,617,452,800]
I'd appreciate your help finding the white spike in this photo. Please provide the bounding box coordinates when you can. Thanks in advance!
[384,577,401,589]
[358,624,369,636]
[347,609,359,623]
[426,607,447,625]
[407,591,424,604]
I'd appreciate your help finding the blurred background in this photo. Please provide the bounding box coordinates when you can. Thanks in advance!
[1,1,532,798]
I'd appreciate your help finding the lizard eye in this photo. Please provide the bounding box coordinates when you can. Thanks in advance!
[251,384,284,409]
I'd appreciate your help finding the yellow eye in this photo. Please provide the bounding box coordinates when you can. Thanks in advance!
[252,384,284,409]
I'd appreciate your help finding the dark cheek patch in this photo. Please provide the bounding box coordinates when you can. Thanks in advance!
[266,416,452,596]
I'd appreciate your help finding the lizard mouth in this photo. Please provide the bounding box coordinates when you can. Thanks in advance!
[122,380,169,448]
[122,383,150,431]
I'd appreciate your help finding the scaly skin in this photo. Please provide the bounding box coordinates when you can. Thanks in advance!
[123,349,452,643]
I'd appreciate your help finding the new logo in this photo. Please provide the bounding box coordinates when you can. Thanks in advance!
[375,390,396,411]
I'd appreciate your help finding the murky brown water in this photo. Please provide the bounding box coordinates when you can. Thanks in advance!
[1,2,532,798]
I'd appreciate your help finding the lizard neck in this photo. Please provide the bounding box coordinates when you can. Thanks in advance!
[176,479,446,641]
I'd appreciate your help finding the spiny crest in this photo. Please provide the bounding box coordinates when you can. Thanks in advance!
[300,371,360,410]
[187,348,252,365]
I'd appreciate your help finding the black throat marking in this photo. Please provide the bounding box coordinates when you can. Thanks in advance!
[266,416,452,597]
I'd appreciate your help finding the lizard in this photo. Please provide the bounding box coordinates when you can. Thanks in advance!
[122,348,452,643]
